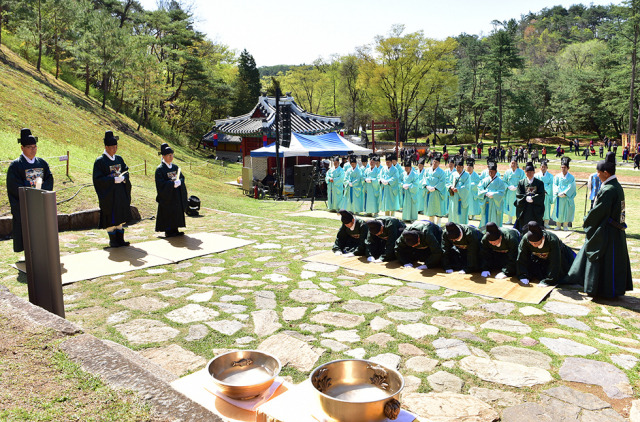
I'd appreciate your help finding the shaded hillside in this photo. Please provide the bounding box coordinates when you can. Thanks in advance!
[0,45,247,219]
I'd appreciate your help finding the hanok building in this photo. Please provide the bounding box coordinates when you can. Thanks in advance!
[206,94,342,182]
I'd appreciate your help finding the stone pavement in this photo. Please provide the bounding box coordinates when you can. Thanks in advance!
[44,211,640,421]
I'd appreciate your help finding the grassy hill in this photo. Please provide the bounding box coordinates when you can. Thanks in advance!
[0,45,305,222]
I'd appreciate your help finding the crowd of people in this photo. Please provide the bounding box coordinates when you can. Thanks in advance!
[331,151,631,296]
[6,128,189,251]
[326,151,579,232]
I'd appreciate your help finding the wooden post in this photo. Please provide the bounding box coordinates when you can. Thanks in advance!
[66,150,69,177]
[144,159,147,176]
[371,120,376,153]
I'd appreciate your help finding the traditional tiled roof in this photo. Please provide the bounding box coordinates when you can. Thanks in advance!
[210,95,342,137]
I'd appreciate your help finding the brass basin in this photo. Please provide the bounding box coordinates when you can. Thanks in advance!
[310,359,404,422]
[207,350,281,400]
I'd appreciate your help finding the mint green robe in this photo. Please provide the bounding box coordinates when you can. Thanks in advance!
[447,170,471,224]
[467,170,482,216]
[378,165,400,212]
[363,165,381,214]
[325,166,345,211]
[401,169,421,221]
[553,172,576,223]
[422,166,447,217]
[477,175,506,227]
[535,170,554,221]
[344,166,364,213]
[502,167,525,217]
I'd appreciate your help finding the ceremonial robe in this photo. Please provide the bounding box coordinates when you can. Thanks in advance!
[514,177,545,232]
[332,216,369,256]
[378,165,400,212]
[553,172,576,224]
[477,175,506,227]
[534,170,554,221]
[395,163,405,206]
[503,168,525,217]
[155,162,187,233]
[344,166,364,213]
[480,227,520,276]
[363,165,381,214]
[365,217,405,261]
[394,221,443,267]
[441,224,483,272]
[401,169,420,221]
[447,171,470,224]
[422,167,447,217]
[517,230,575,284]
[93,153,132,229]
[565,177,633,297]
[6,155,54,252]
[466,170,482,217]
[416,168,426,212]
[443,168,454,212]
[325,166,345,211]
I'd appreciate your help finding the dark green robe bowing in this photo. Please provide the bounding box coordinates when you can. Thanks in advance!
[565,177,633,297]
[515,177,545,232]
[332,217,369,256]
[155,162,188,232]
[517,230,575,284]
[394,221,443,267]
[480,227,520,276]
[6,155,54,252]
[365,217,405,261]
[441,224,483,272]
[92,153,132,228]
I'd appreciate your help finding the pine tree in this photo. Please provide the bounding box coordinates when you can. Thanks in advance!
[232,49,261,116]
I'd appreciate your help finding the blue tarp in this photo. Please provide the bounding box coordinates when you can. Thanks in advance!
[250,132,372,158]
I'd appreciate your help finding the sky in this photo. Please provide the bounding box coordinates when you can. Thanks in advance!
[137,0,619,67]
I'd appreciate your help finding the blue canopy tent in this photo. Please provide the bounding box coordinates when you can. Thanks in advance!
[250,132,372,157]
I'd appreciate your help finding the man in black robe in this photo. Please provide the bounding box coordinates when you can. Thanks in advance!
[514,161,545,232]
[517,221,576,286]
[92,131,132,247]
[480,222,520,279]
[332,210,369,256]
[565,153,633,297]
[365,217,405,262]
[6,128,54,252]
[155,143,188,237]
[394,221,442,269]
[442,222,482,274]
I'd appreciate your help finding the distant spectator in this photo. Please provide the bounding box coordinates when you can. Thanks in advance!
[634,152,640,170]
[542,146,547,160]
[599,145,604,158]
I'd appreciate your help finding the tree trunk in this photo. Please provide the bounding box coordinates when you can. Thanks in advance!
[0,3,4,47]
[497,74,503,148]
[36,0,42,71]
[54,13,60,79]
[102,71,108,108]
[635,101,640,140]
[137,97,144,131]
[629,12,638,138]
[117,81,125,114]
[84,64,90,96]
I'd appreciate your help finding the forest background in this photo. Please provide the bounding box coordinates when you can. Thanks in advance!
[2,0,640,148]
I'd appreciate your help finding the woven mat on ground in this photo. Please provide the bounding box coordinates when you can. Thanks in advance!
[303,251,554,304]
[15,232,253,285]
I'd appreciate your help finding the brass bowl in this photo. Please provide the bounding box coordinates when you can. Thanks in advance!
[207,350,281,400]
[310,359,404,422]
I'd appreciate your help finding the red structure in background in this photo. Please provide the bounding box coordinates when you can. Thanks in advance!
[371,120,399,154]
